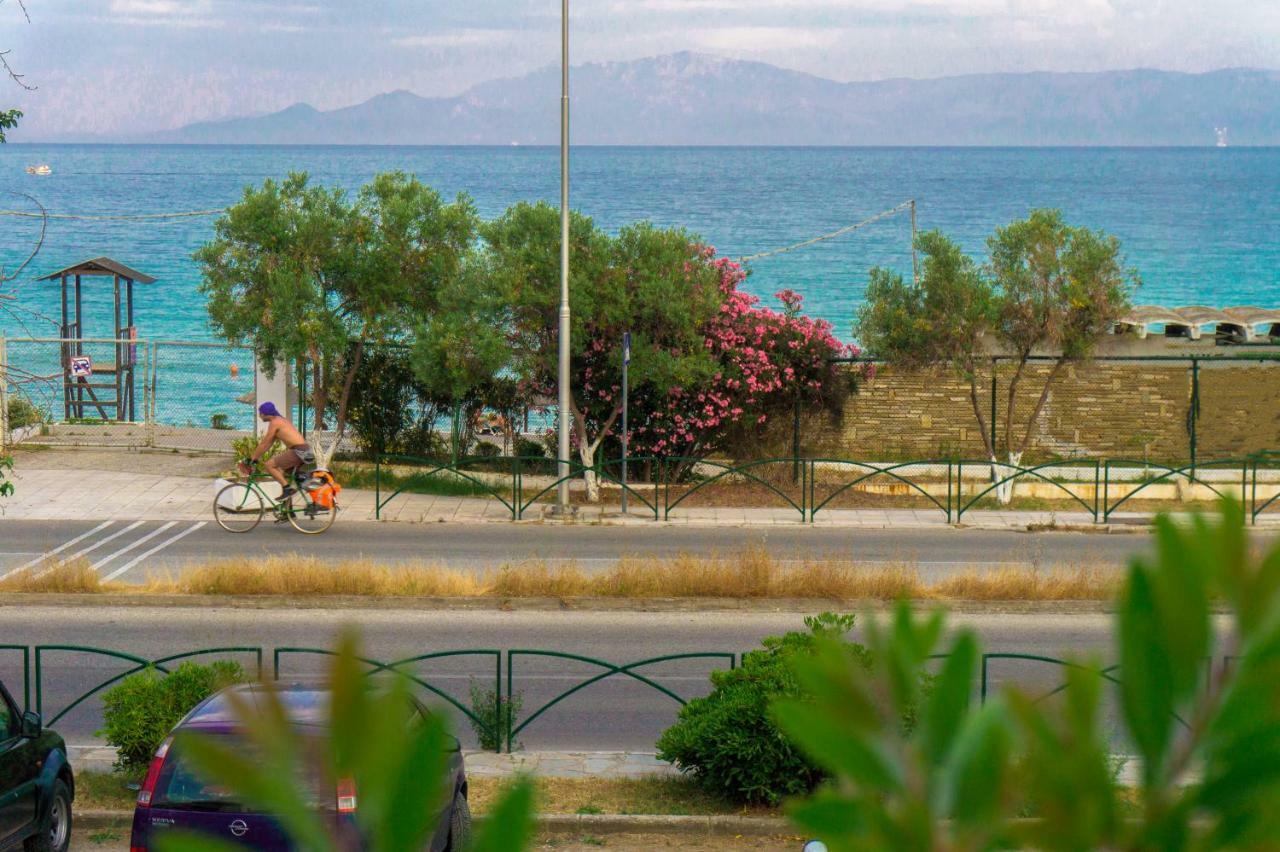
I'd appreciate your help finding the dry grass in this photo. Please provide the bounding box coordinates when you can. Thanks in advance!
[1,547,1121,601]
[0,558,111,593]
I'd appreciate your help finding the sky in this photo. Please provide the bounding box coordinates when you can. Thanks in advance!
[3,0,1279,138]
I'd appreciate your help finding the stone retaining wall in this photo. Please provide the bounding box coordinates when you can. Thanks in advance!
[776,361,1280,462]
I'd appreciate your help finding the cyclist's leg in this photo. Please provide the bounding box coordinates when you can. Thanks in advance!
[263,453,290,490]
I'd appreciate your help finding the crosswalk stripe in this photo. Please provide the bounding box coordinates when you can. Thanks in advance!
[90,522,178,571]
[0,521,115,580]
[65,520,146,561]
[103,522,207,582]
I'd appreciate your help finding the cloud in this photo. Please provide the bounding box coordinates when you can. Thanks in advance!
[109,0,186,14]
[391,29,517,49]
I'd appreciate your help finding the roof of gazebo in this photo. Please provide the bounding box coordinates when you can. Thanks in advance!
[36,257,157,284]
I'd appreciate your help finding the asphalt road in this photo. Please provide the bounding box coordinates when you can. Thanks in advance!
[1,605,1133,753]
[0,519,1159,583]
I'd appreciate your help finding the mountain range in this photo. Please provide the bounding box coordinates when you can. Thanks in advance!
[148,52,1280,146]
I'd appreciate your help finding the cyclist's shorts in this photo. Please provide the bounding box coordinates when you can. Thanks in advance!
[276,444,316,472]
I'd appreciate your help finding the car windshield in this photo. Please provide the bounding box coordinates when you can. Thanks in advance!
[152,732,332,811]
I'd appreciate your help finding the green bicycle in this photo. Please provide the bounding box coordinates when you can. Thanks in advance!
[213,463,337,535]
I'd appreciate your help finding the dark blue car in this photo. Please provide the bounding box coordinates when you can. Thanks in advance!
[0,677,73,852]
[129,684,470,851]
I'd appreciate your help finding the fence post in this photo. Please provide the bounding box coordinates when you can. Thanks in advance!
[513,454,521,521]
[146,342,157,448]
[0,335,8,455]
[374,456,381,520]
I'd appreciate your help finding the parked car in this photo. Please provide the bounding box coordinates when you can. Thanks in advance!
[128,684,470,851]
[0,678,73,852]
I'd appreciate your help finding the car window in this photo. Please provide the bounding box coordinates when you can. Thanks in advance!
[0,687,14,739]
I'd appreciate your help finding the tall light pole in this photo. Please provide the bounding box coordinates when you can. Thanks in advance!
[556,0,573,513]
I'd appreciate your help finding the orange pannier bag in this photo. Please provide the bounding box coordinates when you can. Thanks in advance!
[310,469,342,509]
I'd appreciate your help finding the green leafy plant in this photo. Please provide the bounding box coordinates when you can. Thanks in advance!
[468,681,523,752]
[7,396,43,430]
[231,434,281,466]
[0,455,12,499]
[774,499,1280,850]
[657,613,926,805]
[155,631,534,852]
[98,660,246,774]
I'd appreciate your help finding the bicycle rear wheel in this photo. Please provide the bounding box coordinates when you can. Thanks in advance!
[286,494,336,535]
[214,483,266,532]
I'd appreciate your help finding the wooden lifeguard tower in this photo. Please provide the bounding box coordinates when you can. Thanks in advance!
[37,257,155,422]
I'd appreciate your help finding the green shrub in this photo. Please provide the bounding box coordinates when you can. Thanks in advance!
[6,396,43,430]
[98,660,246,773]
[468,681,523,752]
[471,441,501,458]
[514,438,545,459]
[656,613,925,805]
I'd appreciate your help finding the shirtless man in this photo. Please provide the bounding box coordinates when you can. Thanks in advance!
[242,402,314,500]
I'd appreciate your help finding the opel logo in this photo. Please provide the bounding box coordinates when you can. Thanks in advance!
[229,819,249,837]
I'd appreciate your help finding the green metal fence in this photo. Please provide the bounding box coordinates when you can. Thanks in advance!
[273,647,503,750]
[1,644,1245,752]
[505,650,737,753]
[32,645,263,727]
[370,452,1280,525]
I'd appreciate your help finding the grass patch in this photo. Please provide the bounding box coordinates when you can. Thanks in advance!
[4,548,1121,601]
[74,770,768,818]
[332,461,504,499]
[469,776,773,817]
[75,770,141,811]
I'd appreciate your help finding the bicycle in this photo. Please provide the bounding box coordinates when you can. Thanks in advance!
[213,461,337,535]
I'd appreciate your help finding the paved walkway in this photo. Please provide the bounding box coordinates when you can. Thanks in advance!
[4,465,1276,530]
[69,743,673,778]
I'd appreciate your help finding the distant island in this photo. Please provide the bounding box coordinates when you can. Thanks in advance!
[141,52,1280,147]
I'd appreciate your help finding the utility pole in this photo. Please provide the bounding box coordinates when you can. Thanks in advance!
[555,0,573,514]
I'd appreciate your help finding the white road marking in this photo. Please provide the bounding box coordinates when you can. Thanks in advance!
[0,521,114,579]
[90,522,178,571]
[65,520,146,561]
[103,522,207,582]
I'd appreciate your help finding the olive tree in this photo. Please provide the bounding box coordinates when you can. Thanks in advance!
[857,209,1135,499]
[485,202,723,501]
[197,172,477,467]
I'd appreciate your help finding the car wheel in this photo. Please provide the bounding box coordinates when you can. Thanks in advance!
[444,791,471,851]
[25,778,71,852]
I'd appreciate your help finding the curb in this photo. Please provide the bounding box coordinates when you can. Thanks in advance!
[0,592,1120,614]
[73,809,796,838]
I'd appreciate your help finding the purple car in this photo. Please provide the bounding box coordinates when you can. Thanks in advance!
[128,684,470,851]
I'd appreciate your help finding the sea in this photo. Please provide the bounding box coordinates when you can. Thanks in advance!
[3,144,1279,344]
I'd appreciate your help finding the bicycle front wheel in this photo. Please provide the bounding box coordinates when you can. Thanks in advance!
[286,494,336,535]
[214,483,266,533]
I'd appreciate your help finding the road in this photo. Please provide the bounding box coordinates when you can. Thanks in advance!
[0,604,1136,753]
[0,519,1160,583]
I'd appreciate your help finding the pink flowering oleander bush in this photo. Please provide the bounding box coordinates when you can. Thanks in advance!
[627,253,856,467]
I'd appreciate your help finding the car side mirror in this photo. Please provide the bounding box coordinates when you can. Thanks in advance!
[20,711,42,738]
[447,735,462,753]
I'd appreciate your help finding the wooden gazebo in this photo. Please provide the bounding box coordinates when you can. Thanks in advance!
[36,257,156,422]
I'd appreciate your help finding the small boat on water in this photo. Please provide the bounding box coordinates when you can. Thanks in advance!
[25,164,51,175]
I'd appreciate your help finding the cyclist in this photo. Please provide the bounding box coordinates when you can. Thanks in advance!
[241,402,314,501]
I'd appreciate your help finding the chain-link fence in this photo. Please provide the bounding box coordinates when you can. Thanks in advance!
[2,337,254,454]
[151,341,256,452]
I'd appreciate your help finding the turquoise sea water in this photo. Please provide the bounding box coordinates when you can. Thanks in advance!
[2,145,1279,344]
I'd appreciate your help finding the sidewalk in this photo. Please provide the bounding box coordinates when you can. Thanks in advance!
[5,462,1276,530]
[69,743,674,778]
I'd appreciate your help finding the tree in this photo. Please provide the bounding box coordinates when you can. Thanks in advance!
[2,0,33,143]
[856,210,1135,499]
[196,172,477,467]
[774,499,1280,850]
[487,203,723,500]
